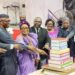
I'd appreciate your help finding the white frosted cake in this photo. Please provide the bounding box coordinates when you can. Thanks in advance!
[48,38,73,69]
[51,38,67,50]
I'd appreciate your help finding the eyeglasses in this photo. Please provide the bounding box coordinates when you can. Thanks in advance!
[0,20,10,22]
[34,21,42,23]
[21,27,29,30]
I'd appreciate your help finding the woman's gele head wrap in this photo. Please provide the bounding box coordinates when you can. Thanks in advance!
[19,20,30,28]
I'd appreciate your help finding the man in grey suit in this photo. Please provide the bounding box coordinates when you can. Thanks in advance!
[0,14,37,75]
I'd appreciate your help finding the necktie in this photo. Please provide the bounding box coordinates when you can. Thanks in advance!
[36,28,39,34]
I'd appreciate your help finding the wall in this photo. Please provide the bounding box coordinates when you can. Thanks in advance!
[24,0,63,27]
[0,0,63,27]
[0,0,20,24]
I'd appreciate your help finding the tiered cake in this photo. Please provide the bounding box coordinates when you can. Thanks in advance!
[48,38,73,68]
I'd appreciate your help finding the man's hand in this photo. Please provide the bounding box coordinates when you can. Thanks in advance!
[43,43,50,50]
[14,44,22,50]
[0,48,7,53]
[37,49,48,55]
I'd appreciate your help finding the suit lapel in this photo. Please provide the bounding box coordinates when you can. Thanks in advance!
[38,27,42,34]
[37,27,43,41]
[33,27,36,33]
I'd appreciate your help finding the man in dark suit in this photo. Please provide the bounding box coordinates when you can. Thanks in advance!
[30,17,50,69]
[0,14,38,75]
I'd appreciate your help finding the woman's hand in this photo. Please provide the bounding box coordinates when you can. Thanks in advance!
[35,59,40,65]
[27,45,36,52]
[65,37,69,41]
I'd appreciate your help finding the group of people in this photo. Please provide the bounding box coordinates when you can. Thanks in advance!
[0,13,75,75]
[0,14,50,75]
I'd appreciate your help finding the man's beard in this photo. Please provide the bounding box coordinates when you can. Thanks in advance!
[3,24,9,28]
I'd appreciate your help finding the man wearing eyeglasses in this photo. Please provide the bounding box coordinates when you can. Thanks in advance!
[0,14,39,75]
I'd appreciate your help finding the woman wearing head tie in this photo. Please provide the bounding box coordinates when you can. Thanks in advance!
[16,20,47,75]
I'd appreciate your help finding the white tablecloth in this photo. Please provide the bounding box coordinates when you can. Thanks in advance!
[29,69,75,75]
